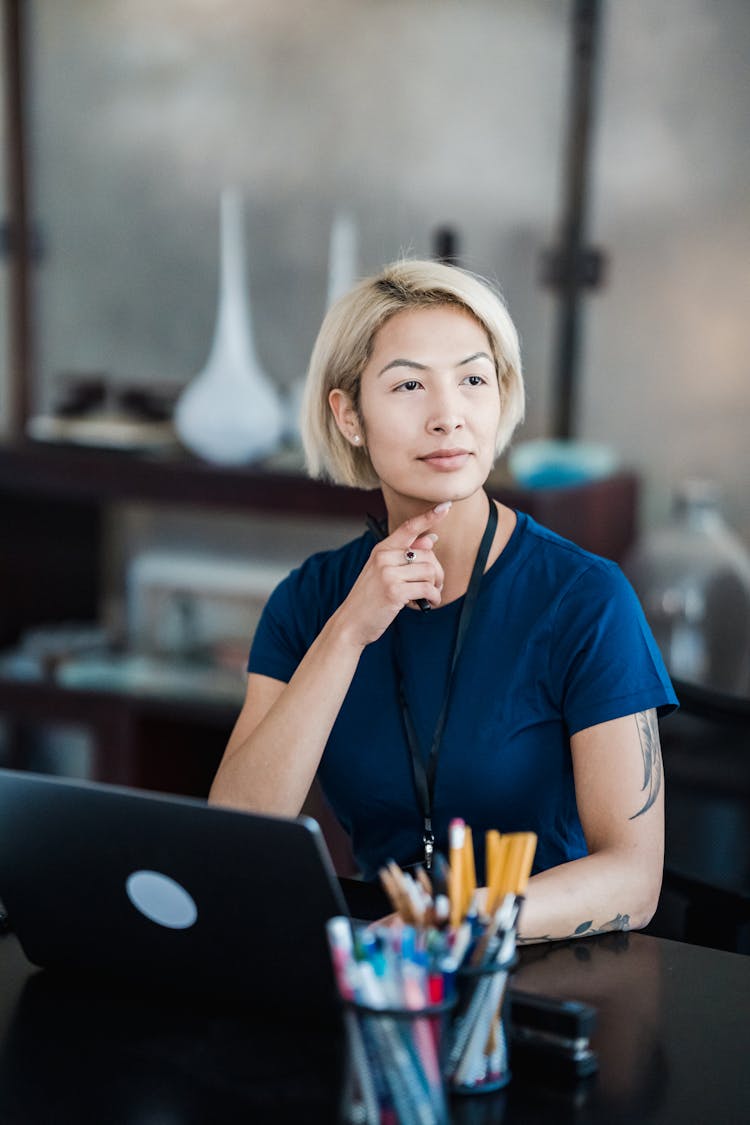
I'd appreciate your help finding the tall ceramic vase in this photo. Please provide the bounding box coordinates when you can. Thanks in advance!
[284,211,359,443]
[326,210,359,308]
[174,188,284,465]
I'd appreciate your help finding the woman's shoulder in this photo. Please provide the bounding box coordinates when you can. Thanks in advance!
[517,511,623,590]
[254,531,374,656]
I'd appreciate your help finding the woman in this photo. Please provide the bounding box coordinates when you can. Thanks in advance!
[209,259,677,942]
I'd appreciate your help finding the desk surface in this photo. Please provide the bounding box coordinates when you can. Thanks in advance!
[0,929,748,1124]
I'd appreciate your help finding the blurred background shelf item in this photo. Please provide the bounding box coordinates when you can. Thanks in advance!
[126,549,289,663]
[173,189,285,465]
[0,621,111,682]
[625,480,750,698]
[26,373,181,453]
[508,438,619,489]
[55,653,246,705]
[27,412,179,452]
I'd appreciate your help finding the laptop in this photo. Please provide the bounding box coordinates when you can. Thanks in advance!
[0,767,364,1012]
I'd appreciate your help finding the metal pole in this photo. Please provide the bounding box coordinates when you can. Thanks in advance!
[550,0,604,440]
[2,0,32,437]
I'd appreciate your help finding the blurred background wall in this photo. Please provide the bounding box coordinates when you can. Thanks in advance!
[1,0,749,534]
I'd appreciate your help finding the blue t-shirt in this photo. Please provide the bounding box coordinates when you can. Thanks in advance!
[249,511,678,880]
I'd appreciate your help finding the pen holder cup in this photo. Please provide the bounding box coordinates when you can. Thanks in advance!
[446,953,518,1095]
[343,997,456,1125]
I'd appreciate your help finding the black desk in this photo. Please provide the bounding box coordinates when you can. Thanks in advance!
[0,929,748,1124]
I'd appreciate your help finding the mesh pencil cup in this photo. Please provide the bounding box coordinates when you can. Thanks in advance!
[343,995,456,1125]
[446,951,517,1095]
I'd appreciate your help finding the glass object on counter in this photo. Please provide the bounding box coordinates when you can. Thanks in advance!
[625,481,750,696]
[0,623,111,682]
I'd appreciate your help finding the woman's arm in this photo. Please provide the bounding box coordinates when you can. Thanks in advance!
[208,620,364,816]
[516,709,664,942]
[208,506,449,815]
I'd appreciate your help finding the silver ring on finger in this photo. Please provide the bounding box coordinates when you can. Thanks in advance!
[404,549,417,564]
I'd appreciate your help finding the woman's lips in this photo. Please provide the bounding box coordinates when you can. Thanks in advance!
[419,450,472,471]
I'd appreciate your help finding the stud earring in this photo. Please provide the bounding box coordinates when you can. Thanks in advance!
[352,434,361,444]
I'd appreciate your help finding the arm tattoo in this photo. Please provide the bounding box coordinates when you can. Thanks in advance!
[518,913,631,944]
[629,709,663,820]
[573,913,630,936]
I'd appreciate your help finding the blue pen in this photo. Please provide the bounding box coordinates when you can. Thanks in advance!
[400,924,417,966]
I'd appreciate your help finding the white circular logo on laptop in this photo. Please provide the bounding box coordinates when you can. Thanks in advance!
[125,870,198,930]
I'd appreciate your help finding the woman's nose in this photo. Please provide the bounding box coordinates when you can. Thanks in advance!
[426,388,464,434]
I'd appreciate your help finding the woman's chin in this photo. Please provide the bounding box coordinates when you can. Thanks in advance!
[380,476,489,510]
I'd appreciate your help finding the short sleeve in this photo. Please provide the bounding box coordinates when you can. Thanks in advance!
[248,571,309,684]
[550,559,679,736]
[247,533,372,685]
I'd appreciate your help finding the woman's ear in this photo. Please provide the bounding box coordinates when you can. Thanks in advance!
[329,389,363,447]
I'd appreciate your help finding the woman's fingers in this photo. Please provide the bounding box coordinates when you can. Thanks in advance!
[372,504,448,596]
[385,502,452,550]
[388,547,437,568]
[411,532,440,550]
[376,548,443,593]
[384,561,440,587]
[340,504,450,645]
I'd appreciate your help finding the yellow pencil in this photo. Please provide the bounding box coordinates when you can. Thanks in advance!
[487,833,512,915]
[485,830,502,914]
[463,825,477,917]
[449,818,466,929]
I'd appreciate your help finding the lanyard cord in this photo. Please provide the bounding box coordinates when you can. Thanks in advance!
[392,494,498,867]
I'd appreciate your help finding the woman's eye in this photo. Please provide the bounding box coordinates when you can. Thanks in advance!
[463,374,486,387]
[396,379,421,392]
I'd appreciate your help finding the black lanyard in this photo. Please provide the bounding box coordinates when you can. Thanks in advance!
[392,495,497,868]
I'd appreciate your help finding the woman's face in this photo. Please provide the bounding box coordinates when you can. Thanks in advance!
[355,305,501,508]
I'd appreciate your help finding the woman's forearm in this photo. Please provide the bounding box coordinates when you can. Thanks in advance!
[516,848,662,943]
[208,607,364,816]
[511,712,664,943]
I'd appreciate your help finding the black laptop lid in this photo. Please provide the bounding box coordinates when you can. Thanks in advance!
[0,769,349,1011]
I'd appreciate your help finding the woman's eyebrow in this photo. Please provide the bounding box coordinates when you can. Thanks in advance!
[457,351,494,366]
[377,351,494,377]
[377,358,427,376]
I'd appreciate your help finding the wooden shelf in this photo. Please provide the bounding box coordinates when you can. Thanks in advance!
[0,676,237,727]
[0,439,378,517]
[0,438,638,557]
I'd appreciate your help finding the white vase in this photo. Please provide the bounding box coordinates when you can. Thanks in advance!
[326,210,359,307]
[283,211,359,443]
[175,188,284,465]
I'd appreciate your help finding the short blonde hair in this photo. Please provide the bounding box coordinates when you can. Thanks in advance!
[301,258,525,489]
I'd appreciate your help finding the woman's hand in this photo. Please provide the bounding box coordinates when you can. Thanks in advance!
[334,503,451,650]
